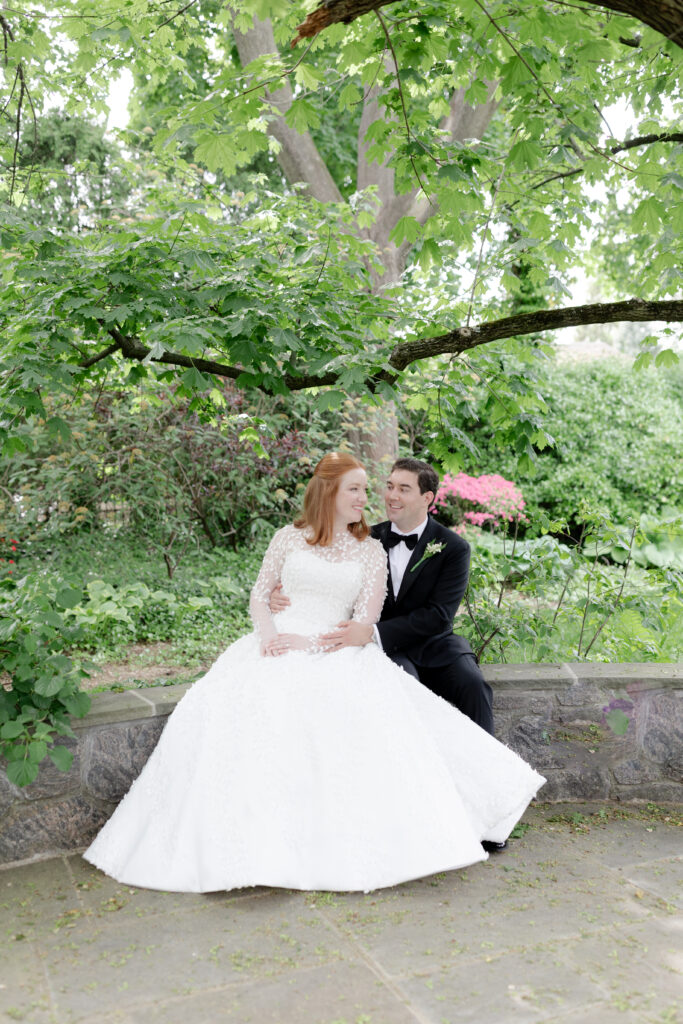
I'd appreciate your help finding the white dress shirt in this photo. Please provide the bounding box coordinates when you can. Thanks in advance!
[388,517,430,597]
[373,517,429,649]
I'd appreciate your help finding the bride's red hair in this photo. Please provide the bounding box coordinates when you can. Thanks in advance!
[294,452,370,546]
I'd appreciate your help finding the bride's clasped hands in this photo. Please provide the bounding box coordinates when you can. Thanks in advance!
[261,632,310,656]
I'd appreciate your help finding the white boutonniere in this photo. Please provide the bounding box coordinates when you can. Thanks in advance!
[411,540,446,572]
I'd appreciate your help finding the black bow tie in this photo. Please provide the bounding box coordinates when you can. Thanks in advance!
[386,532,418,550]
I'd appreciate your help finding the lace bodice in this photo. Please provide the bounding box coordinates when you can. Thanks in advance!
[249,525,387,646]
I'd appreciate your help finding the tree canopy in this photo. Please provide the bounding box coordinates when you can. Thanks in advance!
[1,0,682,461]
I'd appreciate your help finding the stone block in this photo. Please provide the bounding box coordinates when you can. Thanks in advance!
[82,718,166,802]
[21,737,81,802]
[568,663,682,686]
[482,663,574,689]
[0,795,110,862]
[540,766,612,801]
[556,682,605,708]
[612,758,659,786]
[639,693,683,779]
[614,781,683,805]
[555,704,606,726]
[491,690,554,717]
[506,716,555,768]
[74,689,156,729]
[134,682,192,716]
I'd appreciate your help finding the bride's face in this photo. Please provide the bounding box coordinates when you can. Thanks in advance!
[334,468,368,527]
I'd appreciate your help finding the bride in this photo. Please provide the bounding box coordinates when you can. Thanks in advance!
[84,452,545,893]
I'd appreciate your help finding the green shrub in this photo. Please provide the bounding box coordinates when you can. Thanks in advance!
[482,362,682,527]
[409,360,683,530]
[0,574,90,786]
[0,383,344,574]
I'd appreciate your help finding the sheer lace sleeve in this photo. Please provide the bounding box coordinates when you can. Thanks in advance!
[351,538,388,625]
[249,526,293,644]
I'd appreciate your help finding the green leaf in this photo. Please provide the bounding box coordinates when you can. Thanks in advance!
[48,745,74,772]
[34,674,65,698]
[0,720,25,740]
[389,216,421,247]
[55,588,82,610]
[315,390,345,411]
[633,352,653,372]
[500,57,532,89]
[27,740,48,764]
[508,140,544,171]
[632,197,664,233]
[294,63,325,90]
[62,692,91,718]
[46,417,71,444]
[194,133,236,175]
[338,82,362,111]
[270,327,301,351]
[418,239,440,271]
[654,348,679,369]
[285,98,320,134]
[181,367,212,391]
[3,435,29,457]
[6,760,39,787]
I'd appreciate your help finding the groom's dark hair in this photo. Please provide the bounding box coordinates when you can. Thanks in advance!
[391,458,439,496]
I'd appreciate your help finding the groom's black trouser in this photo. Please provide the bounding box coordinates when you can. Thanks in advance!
[389,651,495,736]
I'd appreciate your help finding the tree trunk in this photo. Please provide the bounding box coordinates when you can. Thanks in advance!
[231,12,499,474]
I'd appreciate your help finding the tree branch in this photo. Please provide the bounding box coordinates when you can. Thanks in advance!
[611,130,683,154]
[80,340,121,368]
[293,0,683,49]
[82,300,683,394]
[532,131,683,192]
[385,299,683,375]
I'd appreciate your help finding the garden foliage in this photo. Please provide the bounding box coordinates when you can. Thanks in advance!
[0,384,344,572]
[0,577,89,786]
[409,359,683,530]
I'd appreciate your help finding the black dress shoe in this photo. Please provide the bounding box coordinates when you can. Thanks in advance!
[482,839,508,853]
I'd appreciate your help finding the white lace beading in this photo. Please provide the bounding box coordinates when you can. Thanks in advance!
[249,525,387,651]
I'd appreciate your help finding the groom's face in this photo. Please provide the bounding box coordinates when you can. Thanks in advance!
[384,470,434,533]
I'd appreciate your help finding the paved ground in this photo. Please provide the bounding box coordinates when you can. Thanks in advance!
[1,803,681,1024]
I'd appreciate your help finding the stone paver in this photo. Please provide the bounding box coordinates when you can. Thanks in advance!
[1,803,681,1024]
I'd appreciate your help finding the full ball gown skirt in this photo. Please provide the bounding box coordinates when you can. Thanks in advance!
[84,527,545,893]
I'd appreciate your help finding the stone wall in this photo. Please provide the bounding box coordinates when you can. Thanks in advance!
[1,664,681,866]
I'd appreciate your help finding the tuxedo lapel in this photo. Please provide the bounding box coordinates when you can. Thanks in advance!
[375,522,396,603]
[396,518,437,604]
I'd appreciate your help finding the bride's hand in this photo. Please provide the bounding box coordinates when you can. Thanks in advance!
[269,584,291,614]
[262,633,309,657]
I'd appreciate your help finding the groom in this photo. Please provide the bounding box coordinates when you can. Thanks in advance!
[319,457,495,737]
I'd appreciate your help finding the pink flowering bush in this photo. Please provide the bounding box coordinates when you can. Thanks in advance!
[433,473,527,532]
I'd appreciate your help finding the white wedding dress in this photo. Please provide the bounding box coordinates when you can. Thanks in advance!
[84,526,545,893]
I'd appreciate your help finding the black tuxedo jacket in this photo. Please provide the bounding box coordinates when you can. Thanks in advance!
[371,517,473,667]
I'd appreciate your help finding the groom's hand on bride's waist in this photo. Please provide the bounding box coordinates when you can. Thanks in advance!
[270,584,291,614]
[320,621,373,651]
